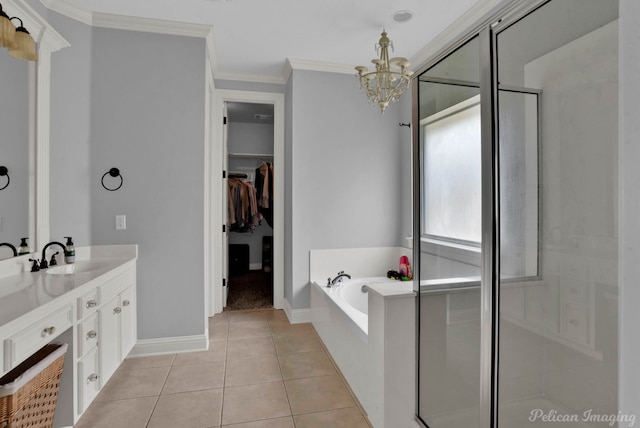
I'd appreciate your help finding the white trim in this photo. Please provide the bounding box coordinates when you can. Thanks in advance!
[283,298,312,324]
[209,90,285,316]
[93,13,212,37]
[213,70,287,85]
[128,335,208,357]
[286,58,356,75]
[40,0,92,26]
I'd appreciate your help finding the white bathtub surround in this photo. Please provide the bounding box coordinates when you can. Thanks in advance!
[309,246,418,427]
[309,247,413,287]
[311,278,417,428]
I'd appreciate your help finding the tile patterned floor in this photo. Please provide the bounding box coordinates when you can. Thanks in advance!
[75,309,372,428]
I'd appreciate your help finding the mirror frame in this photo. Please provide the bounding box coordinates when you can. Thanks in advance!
[4,0,69,252]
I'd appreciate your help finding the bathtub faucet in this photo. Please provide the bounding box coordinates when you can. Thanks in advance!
[327,271,351,287]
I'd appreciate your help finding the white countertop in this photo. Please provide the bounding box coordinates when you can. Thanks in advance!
[365,280,415,299]
[0,245,137,329]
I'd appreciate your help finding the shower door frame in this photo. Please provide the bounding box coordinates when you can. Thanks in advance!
[412,0,551,427]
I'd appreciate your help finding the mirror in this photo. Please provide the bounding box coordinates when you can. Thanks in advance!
[0,0,70,260]
[0,53,30,259]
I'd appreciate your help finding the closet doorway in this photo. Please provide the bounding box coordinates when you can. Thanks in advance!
[209,90,284,315]
[226,102,274,310]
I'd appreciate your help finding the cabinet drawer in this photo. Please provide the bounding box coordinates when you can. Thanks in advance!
[4,304,73,371]
[78,289,100,320]
[99,269,135,303]
[77,347,101,416]
[77,313,99,358]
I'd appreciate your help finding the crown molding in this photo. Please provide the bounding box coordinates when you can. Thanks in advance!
[93,13,212,38]
[213,70,287,85]
[286,58,356,76]
[40,0,213,39]
[40,0,92,25]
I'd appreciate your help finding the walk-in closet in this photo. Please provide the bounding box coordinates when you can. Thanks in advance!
[224,102,275,311]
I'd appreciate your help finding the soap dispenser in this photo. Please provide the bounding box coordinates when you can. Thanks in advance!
[64,236,75,264]
[17,237,30,255]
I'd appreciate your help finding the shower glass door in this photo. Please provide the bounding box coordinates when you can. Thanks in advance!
[415,34,484,428]
[415,0,619,426]
[495,0,619,425]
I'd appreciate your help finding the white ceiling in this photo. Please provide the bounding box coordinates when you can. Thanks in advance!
[62,0,481,83]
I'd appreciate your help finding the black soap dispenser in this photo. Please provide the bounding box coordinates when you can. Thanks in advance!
[64,236,75,264]
[17,237,30,255]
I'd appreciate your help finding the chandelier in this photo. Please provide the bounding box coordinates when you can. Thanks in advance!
[355,30,412,114]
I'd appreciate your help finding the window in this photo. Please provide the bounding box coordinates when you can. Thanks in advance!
[421,95,481,245]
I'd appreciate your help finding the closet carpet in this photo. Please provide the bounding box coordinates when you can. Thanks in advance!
[225,270,273,311]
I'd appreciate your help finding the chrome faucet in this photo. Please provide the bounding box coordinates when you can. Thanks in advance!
[40,241,66,269]
[0,242,17,257]
[326,271,351,287]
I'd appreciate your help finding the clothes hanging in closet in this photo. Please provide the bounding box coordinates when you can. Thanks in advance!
[227,178,262,233]
[255,162,274,227]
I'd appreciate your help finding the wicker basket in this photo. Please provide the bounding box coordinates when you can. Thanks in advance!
[0,343,68,428]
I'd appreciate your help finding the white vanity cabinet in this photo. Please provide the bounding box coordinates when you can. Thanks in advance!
[4,303,74,372]
[75,265,137,417]
[97,268,136,383]
[0,245,138,426]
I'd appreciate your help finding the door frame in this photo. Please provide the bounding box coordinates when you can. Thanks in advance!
[208,89,285,315]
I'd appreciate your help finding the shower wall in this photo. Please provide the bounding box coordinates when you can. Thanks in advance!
[534,20,618,417]
[498,13,619,426]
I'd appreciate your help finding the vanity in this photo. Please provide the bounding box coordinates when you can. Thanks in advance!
[0,245,137,427]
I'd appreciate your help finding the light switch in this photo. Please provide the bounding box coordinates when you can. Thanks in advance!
[115,215,126,230]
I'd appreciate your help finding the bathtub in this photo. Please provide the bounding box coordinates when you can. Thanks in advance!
[311,276,416,428]
[315,277,402,335]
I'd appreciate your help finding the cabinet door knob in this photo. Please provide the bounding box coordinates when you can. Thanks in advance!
[122,300,130,307]
[42,326,56,336]
[86,300,98,308]
[113,307,122,314]
[87,373,99,382]
[86,330,97,339]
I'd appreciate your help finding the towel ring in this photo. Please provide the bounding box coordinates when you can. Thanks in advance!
[101,167,123,191]
[0,166,9,191]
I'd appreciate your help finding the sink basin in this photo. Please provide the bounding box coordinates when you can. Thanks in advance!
[47,261,111,275]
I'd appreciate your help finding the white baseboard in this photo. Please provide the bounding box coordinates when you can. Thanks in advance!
[283,298,312,324]
[128,334,208,358]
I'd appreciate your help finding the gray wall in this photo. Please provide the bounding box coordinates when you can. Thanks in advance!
[398,88,413,243]
[47,9,93,246]
[89,29,206,339]
[287,69,408,309]
[41,10,208,341]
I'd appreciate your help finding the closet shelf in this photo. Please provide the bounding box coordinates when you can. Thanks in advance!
[229,152,274,158]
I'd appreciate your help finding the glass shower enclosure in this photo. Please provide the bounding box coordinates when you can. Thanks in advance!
[414,0,619,426]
